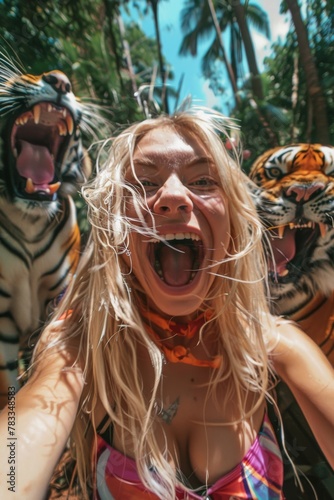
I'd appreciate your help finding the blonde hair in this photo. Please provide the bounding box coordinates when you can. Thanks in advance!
[36,107,275,498]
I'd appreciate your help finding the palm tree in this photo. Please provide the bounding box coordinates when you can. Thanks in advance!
[117,14,139,99]
[231,0,266,100]
[179,0,269,105]
[146,0,169,113]
[103,0,126,90]
[207,0,240,106]
[285,0,329,143]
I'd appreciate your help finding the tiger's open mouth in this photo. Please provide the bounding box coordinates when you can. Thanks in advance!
[267,220,327,280]
[9,101,75,201]
[148,232,204,286]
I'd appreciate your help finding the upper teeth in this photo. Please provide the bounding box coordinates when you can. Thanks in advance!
[15,103,74,135]
[147,232,201,243]
[272,221,328,239]
[33,104,41,124]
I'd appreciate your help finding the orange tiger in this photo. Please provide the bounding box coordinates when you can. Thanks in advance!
[249,143,334,498]
[0,51,101,408]
[249,143,334,365]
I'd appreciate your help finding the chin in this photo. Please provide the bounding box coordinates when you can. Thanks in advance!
[153,300,203,319]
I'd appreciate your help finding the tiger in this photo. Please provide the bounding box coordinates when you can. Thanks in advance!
[249,143,334,499]
[249,143,334,365]
[0,51,99,408]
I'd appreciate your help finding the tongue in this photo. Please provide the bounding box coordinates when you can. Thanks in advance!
[160,244,194,286]
[16,140,54,184]
[269,228,296,274]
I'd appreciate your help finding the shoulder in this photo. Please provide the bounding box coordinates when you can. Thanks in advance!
[272,319,329,359]
[268,318,334,391]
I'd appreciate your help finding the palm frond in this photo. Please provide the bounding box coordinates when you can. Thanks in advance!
[246,3,271,39]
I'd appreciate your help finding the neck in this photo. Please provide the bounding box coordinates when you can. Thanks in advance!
[140,307,221,369]
[145,303,207,325]
[141,307,213,341]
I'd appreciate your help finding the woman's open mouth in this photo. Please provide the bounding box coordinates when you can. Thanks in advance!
[148,232,204,286]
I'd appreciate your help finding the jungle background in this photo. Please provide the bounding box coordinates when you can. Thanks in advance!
[0,2,333,498]
[1,0,333,192]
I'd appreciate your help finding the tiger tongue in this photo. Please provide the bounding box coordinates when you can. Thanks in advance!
[159,243,194,286]
[269,228,296,274]
[16,140,54,184]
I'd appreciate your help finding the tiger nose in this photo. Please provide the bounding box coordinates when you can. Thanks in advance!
[42,71,72,94]
[285,182,325,202]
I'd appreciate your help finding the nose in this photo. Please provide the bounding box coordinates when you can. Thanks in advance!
[42,71,72,95]
[153,175,193,216]
[285,182,325,202]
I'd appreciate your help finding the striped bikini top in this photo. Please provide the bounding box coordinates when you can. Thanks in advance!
[94,412,284,499]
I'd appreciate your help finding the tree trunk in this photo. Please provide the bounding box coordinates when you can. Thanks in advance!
[285,0,329,143]
[103,0,124,90]
[149,0,169,113]
[117,15,139,98]
[207,0,241,108]
[232,0,264,101]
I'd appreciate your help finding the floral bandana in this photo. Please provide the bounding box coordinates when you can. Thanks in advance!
[140,308,221,368]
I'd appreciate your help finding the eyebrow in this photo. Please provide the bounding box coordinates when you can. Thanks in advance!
[132,157,158,168]
[133,155,214,168]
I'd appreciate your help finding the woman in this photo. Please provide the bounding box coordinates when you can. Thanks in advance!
[0,108,333,499]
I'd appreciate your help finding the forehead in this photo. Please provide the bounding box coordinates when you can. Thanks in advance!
[133,125,210,164]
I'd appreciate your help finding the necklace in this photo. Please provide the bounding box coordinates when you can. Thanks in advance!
[141,309,221,369]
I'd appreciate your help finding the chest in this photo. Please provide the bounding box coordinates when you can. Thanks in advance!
[111,361,264,488]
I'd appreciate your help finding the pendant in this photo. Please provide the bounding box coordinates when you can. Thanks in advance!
[155,397,180,424]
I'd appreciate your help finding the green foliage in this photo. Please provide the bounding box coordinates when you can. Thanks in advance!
[0,0,173,233]
[233,85,290,173]
[262,2,334,144]
[0,0,333,191]
[230,0,334,164]
[0,0,169,122]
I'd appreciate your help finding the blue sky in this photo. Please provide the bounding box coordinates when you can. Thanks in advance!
[134,0,291,113]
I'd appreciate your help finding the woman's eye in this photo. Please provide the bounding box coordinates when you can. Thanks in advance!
[190,177,217,187]
[140,180,156,187]
[136,179,159,193]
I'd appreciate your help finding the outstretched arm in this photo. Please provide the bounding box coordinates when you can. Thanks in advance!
[270,321,334,468]
[0,329,84,499]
